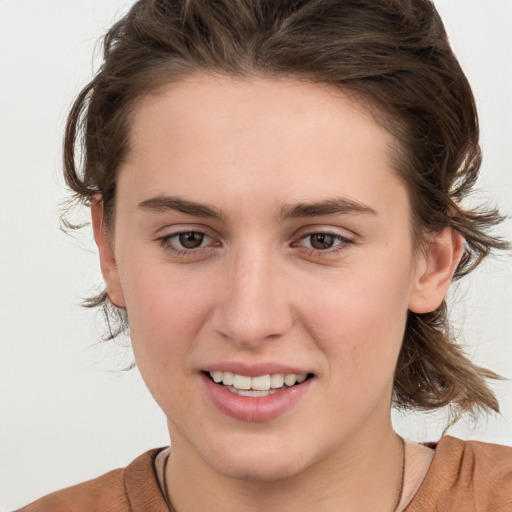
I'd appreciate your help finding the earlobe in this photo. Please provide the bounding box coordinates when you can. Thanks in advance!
[408,228,464,314]
[91,197,126,308]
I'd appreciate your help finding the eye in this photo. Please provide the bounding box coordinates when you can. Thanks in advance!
[158,230,215,253]
[303,233,338,250]
[176,231,208,249]
[296,231,353,253]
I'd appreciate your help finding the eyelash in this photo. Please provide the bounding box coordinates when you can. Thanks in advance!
[158,231,216,257]
[294,231,354,256]
[157,230,354,257]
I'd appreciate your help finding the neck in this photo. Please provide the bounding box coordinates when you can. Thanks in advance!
[165,420,404,512]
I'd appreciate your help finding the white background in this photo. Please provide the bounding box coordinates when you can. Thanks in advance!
[0,0,511,509]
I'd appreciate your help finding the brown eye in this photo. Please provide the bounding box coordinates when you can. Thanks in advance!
[296,232,352,253]
[309,233,335,249]
[178,232,205,249]
[159,230,216,255]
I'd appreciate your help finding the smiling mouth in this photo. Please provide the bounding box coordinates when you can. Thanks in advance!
[206,371,314,397]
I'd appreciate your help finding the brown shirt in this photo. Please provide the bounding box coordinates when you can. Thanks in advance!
[18,436,512,512]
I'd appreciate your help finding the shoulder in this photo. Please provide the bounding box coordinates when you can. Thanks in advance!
[17,448,169,512]
[407,436,512,512]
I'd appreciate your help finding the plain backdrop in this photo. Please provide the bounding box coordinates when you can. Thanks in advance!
[0,0,511,509]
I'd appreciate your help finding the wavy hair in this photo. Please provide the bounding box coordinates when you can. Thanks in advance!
[63,0,508,415]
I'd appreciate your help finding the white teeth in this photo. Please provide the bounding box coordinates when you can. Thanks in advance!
[229,388,275,397]
[222,371,234,386]
[252,375,271,391]
[208,371,308,391]
[232,374,251,390]
[284,374,297,386]
[270,373,285,388]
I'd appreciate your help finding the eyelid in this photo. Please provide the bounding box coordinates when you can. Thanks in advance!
[291,226,356,256]
[156,225,222,255]
[298,232,352,247]
[154,224,356,258]
[154,222,217,237]
[293,224,356,241]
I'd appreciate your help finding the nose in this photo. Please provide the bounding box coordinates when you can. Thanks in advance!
[211,246,293,348]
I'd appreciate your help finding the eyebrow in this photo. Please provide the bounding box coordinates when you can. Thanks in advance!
[278,198,377,221]
[137,196,225,220]
[137,195,377,222]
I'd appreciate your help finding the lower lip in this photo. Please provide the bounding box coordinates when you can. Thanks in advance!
[202,373,313,422]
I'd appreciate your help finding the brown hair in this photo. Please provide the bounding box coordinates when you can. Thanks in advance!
[64,0,508,416]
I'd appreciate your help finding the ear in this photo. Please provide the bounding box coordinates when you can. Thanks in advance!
[408,228,464,314]
[91,197,126,308]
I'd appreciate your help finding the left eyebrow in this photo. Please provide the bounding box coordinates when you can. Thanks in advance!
[137,196,225,221]
[278,197,377,221]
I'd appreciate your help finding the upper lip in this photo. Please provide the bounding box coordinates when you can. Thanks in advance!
[202,362,312,377]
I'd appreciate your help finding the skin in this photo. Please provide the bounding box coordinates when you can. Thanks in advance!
[93,75,462,512]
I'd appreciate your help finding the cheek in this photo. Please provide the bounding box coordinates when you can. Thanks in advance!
[118,263,219,411]
[302,258,412,382]
[117,260,213,365]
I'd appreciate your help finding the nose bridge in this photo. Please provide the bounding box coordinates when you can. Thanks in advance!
[213,242,292,346]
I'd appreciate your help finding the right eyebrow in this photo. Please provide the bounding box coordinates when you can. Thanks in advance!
[278,197,377,221]
[137,196,225,221]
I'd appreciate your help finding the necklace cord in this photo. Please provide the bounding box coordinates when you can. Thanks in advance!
[392,435,407,512]
[165,436,407,512]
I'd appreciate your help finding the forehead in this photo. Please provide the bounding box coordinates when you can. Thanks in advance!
[119,74,407,220]
[129,74,391,157]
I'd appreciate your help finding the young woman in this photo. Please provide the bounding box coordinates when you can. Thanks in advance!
[18,0,511,510]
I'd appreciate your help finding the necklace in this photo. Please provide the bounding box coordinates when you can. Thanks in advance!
[392,435,407,512]
[165,436,408,512]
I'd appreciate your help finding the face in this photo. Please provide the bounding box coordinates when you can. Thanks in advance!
[96,75,449,482]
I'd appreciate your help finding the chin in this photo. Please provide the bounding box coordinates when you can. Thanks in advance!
[200,435,313,483]
[211,456,307,483]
